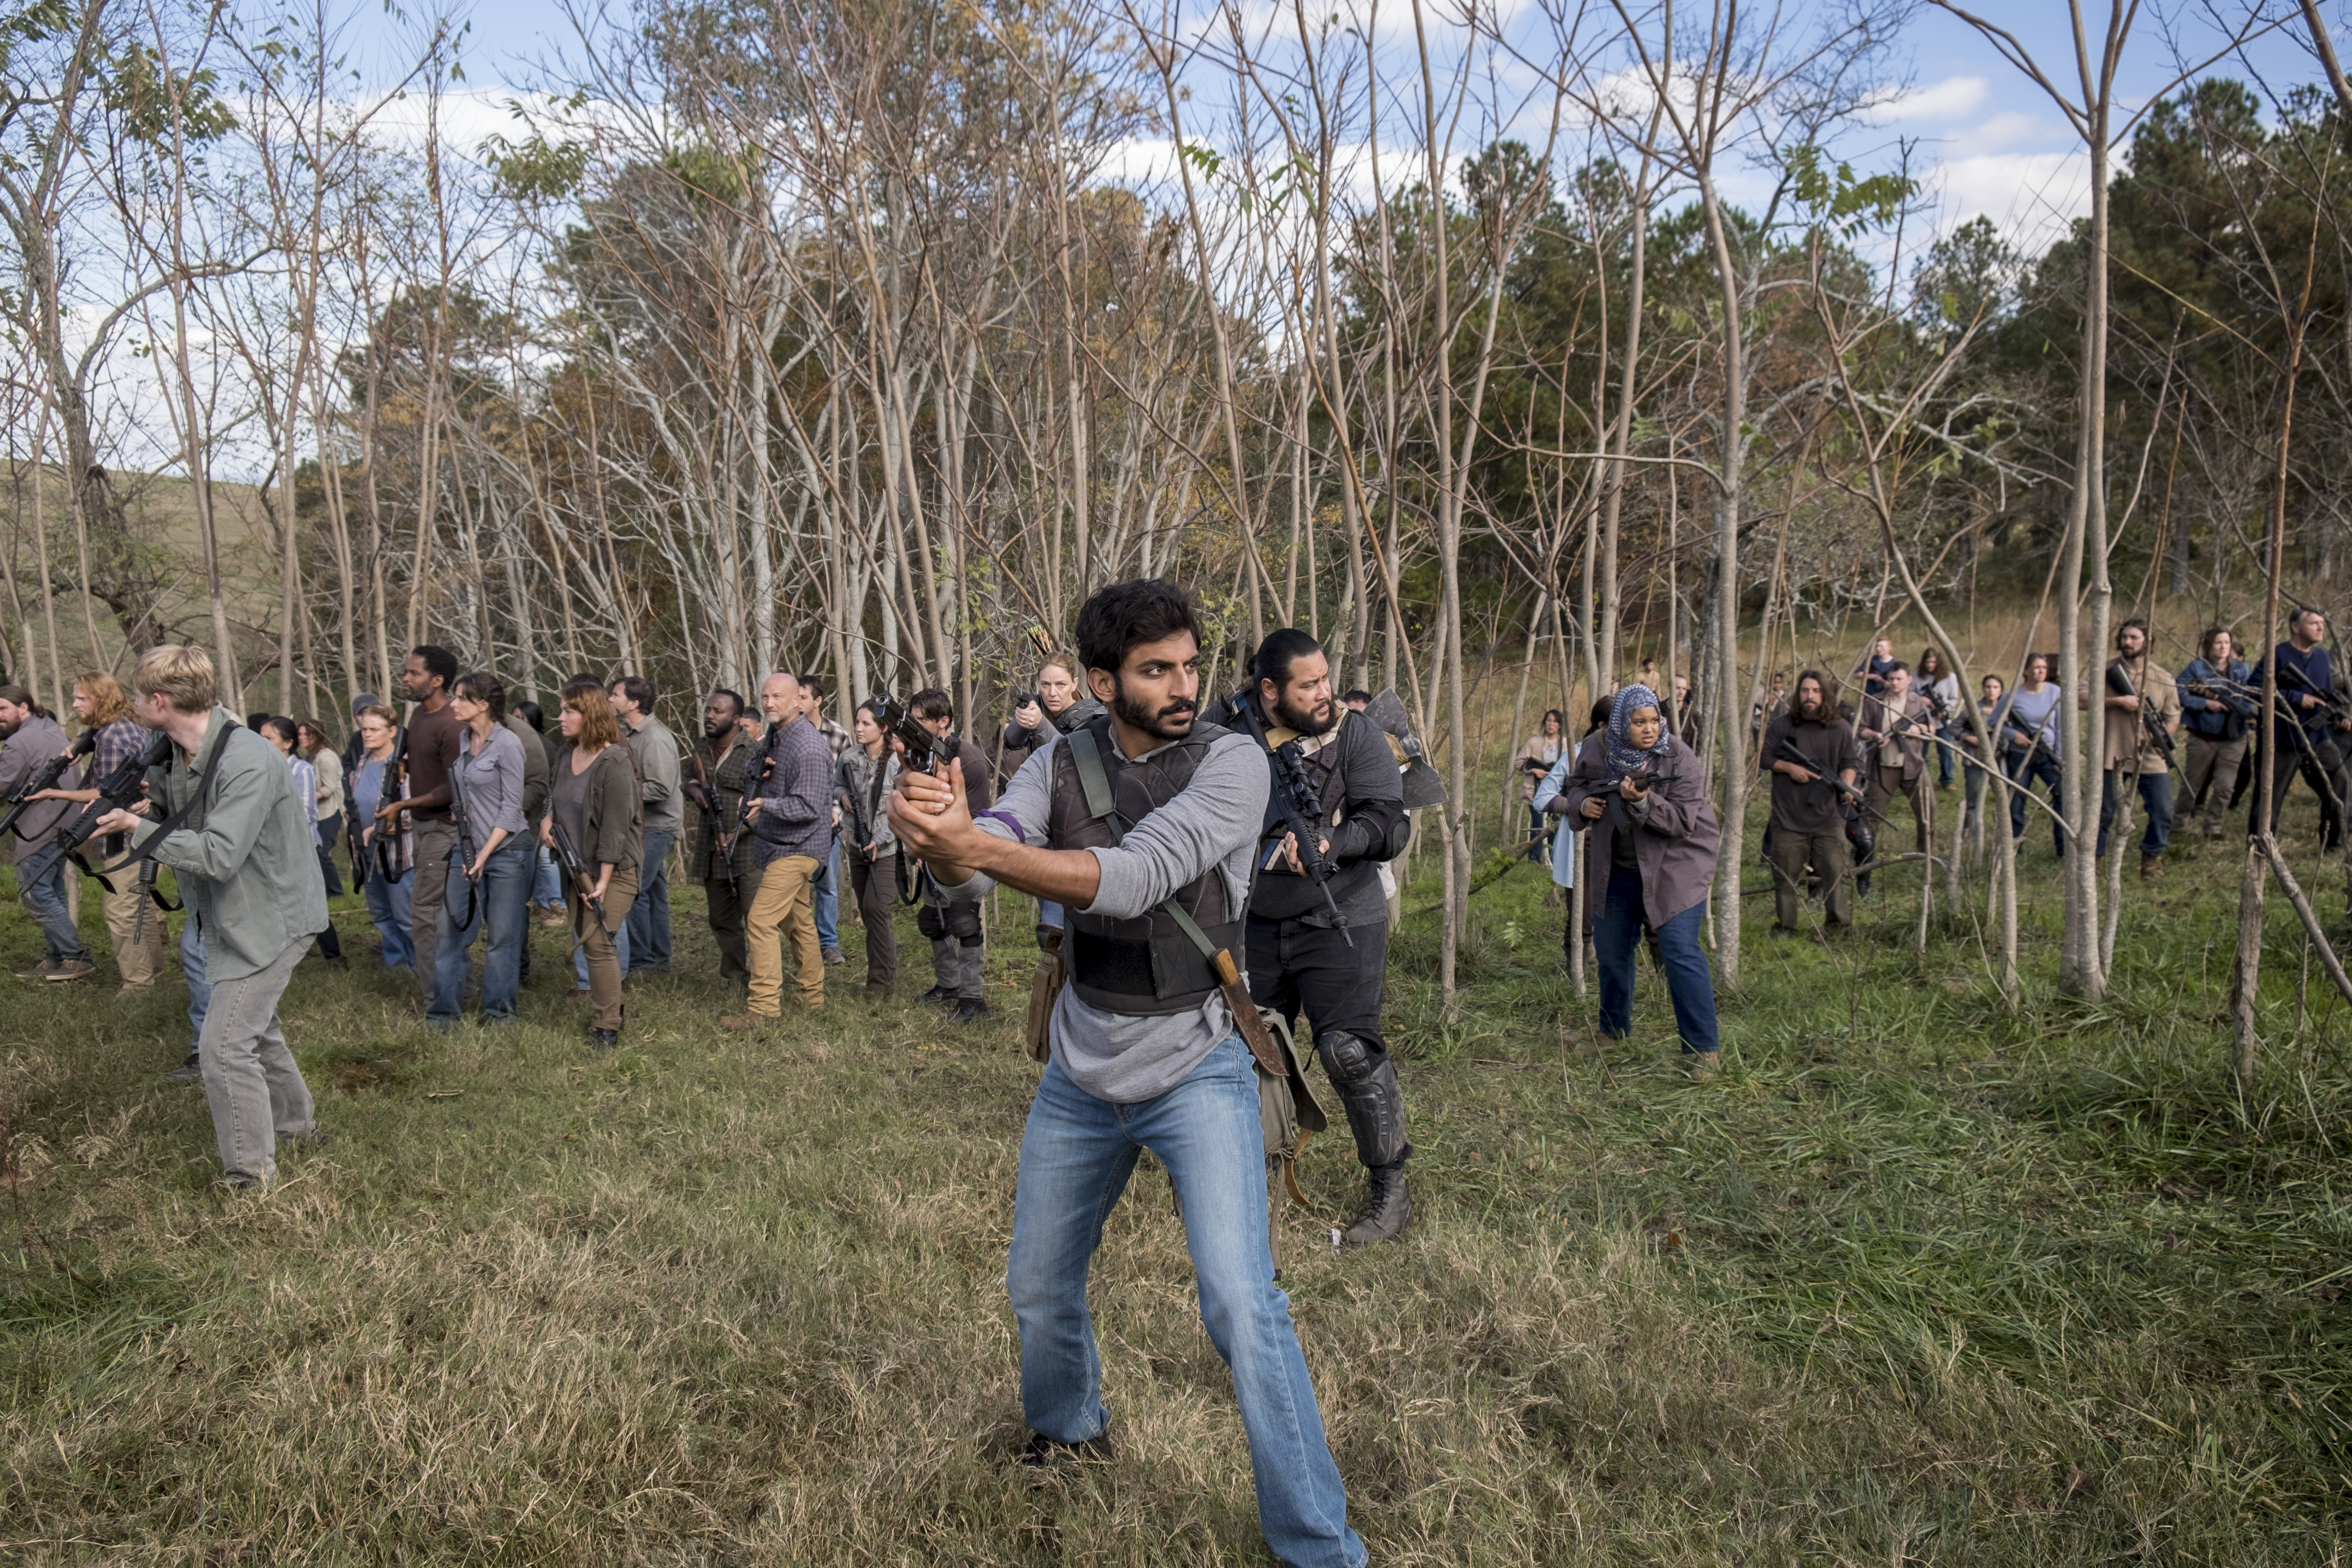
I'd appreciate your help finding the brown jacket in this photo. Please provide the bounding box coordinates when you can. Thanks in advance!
[1554,733,1722,931]
[1860,690,1934,782]
[2102,657,2181,774]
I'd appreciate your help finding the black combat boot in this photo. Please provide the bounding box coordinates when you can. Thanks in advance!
[1343,1157,1412,1247]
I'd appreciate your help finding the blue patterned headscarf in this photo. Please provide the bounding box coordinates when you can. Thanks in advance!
[1603,683,1673,780]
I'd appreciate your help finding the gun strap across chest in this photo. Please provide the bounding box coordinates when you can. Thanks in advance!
[1065,727,1324,1132]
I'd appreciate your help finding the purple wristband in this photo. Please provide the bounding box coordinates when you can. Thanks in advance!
[974,808,1028,844]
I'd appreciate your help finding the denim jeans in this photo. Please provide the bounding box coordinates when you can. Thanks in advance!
[2006,750,2066,855]
[364,860,415,971]
[2097,769,2176,859]
[1008,1033,1364,1568]
[429,836,533,1022]
[813,835,840,951]
[15,842,89,963]
[182,915,211,1055]
[1594,864,1720,1055]
[1037,898,1065,934]
[531,846,563,908]
[624,827,673,973]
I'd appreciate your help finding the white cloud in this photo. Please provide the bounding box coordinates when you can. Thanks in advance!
[1863,74,1988,123]
[1923,148,2089,247]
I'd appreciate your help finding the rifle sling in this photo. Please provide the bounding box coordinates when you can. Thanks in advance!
[1065,727,1306,1102]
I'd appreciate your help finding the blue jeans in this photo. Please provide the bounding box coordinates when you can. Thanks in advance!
[1934,725,1955,788]
[814,835,840,951]
[2006,749,2066,854]
[574,910,629,989]
[1007,1034,1364,1568]
[430,837,533,1022]
[1038,898,1065,933]
[624,827,673,973]
[183,916,211,1055]
[2097,769,2175,859]
[364,860,414,971]
[1594,864,1720,1055]
[531,847,563,908]
[16,843,89,963]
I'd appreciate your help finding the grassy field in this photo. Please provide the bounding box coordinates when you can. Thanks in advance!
[2,779,2348,1563]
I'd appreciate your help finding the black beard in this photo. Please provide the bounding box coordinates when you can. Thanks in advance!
[1272,690,1337,736]
[1111,678,1195,741]
[1795,698,1825,722]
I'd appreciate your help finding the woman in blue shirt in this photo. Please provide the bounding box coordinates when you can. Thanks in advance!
[429,673,532,1024]
[349,705,414,970]
[1999,654,2066,855]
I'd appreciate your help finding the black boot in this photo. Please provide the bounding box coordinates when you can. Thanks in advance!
[1343,1158,1412,1247]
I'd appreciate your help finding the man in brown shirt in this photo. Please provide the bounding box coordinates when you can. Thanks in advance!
[1759,671,1861,931]
[1859,661,1935,874]
[376,645,463,997]
[2096,617,2182,877]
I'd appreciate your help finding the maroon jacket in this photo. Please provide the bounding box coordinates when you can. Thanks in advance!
[1553,732,1722,932]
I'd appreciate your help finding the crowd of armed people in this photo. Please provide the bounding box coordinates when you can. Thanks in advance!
[1,585,2343,1568]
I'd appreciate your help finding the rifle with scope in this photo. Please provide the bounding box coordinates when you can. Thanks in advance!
[0,730,94,844]
[1267,740,1353,946]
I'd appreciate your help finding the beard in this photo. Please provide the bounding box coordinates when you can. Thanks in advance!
[1272,688,1338,736]
[1110,677,1196,741]
[1795,696,1826,723]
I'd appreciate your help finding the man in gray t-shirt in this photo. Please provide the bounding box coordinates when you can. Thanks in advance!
[889,580,1363,1568]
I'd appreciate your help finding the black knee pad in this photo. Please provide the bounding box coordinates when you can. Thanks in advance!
[1316,1027,1384,1087]
[948,902,983,941]
[917,903,948,941]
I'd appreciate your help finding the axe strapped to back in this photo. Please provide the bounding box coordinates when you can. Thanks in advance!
[1359,688,1448,809]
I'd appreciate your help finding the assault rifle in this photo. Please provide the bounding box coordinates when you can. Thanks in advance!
[54,730,172,869]
[685,746,741,895]
[1774,734,1874,860]
[550,815,605,933]
[0,730,94,843]
[1268,740,1353,946]
[2275,658,2352,730]
[2105,661,2176,768]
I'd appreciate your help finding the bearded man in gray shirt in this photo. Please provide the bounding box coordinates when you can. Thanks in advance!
[888,579,1364,1568]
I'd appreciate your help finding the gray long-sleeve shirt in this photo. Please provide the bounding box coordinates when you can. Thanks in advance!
[626,714,684,835]
[0,714,78,864]
[131,707,328,982]
[451,724,528,840]
[935,724,1269,1103]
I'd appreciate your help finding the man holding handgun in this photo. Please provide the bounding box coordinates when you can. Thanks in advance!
[885,579,1364,1568]
[903,688,996,1024]
[1758,671,1861,933]
[1233,628,1412,1247]
[2096,618,2181,876]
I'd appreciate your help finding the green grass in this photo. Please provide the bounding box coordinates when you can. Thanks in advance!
[2,792,2348,1563]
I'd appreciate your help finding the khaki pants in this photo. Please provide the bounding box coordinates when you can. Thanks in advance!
[745,854,824,1017]
[568,863,639,1032]
[103,872,168,988]
[1768,827,1852,929]
[2183,732,2247,834]
[1866,765,1932,858]
[407,818,460,998]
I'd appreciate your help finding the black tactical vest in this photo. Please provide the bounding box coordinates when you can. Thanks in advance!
[1046,714,1244,1016]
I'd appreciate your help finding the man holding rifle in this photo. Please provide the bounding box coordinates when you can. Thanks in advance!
[1857,660,1935,887]
[1233,628,1413,1247]
[1759,671,1861,933]
[886,579,1364,1568]
[685,688,757,988]
[0,684,89,982]
[22,673,170,992]
[2096,618,2182,877]
[96,645,327,1188]
[2257,607,2352,846]
[723,672,833,1028]
[2177,627,2255,839]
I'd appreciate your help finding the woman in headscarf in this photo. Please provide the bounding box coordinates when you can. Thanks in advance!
[1542,684,1725,1078]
